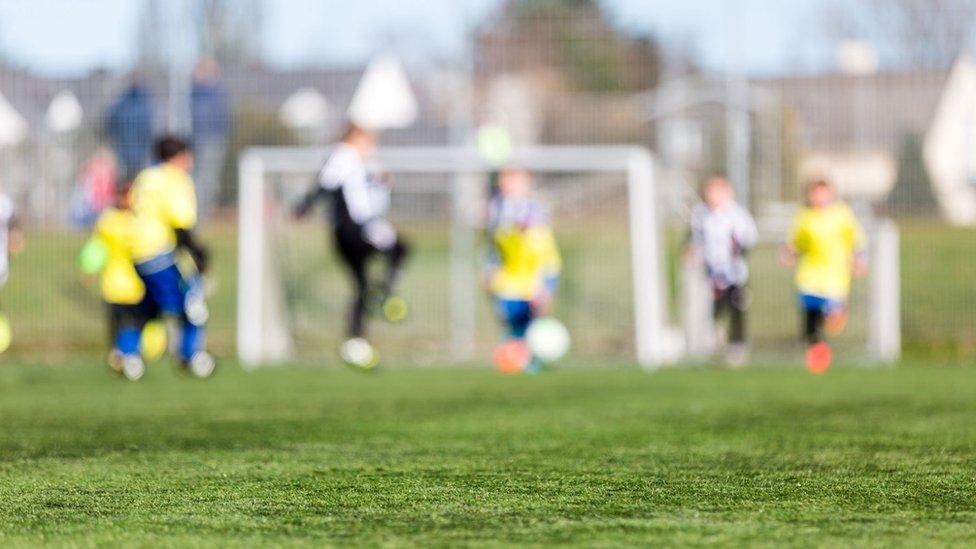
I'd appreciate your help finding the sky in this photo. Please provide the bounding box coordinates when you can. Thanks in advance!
[0,0,838,77]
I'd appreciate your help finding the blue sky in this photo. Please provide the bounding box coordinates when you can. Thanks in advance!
[0,0,837,76]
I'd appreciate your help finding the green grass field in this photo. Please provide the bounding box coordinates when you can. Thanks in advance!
[2,360,975,546]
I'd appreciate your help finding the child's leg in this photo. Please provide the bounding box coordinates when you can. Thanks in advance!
[728,286,747,345]
[804,307,825,345]
[113,304,142,358]
[712,288,729,323]
[140,264,205,362]
[380,236,410,297]
[497,299,533,339]
[344,253,370,339]
[107,302,121,348]
[337,233,373,339]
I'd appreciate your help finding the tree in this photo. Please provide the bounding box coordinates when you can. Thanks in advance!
[476,0,663,93]
[886,134,938,217]
[138,0,263,71]
[196,0,263,69]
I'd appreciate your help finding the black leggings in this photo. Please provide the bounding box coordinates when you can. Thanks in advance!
[713,286,747,344]
[804,308,826,345]
[335,230,410,338]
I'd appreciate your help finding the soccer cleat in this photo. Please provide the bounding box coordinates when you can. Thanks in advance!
[121,355,145,381]
[107,350,125,375]
[381,295,409,323]
[805,342,833,374]
[182,351,216,379]
[523,357,543,375]
[340,338,380,371]
[724,343,751,369]
[492,339,531,374]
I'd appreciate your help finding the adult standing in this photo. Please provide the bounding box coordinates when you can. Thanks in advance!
[190,58,231,220]
[105,78,154,183]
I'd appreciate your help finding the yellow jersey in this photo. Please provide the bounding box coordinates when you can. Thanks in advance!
[790,203,864,300]
[92,208,145,305]
[129,164,198,262]
[490,225,562,301]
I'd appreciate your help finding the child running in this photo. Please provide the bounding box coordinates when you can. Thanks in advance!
[779,179,867,373]
[129,137,215,378]
[686,175,758,367]
[0,186,22,353]
[79,184,157,380]
[294,123,410,370]
[485,168,561,373]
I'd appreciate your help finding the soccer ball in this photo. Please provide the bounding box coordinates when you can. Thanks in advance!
[340,338,379,371]
[526,317,571,363]
[0,313,12,354]
[140,320,168,362]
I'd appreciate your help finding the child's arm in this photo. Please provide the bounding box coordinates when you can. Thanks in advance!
[8,212,23,256]
[778,214,804,269]
[848,209,869,278]
[733,206,759,252]
[532,227,561,315]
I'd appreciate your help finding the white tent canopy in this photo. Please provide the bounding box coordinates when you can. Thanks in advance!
[46,90,84,133]
[347,56,418,131]
[279,87,331,130]
[0,90,28,147]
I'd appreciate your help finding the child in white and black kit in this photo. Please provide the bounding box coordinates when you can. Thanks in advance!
[686,175,758,366]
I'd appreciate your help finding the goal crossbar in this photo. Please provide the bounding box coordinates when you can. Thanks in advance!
[237,145,671,370]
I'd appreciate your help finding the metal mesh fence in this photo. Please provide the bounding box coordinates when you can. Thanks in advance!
[0,0,972,361]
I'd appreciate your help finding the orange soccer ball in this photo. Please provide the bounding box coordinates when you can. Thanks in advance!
[493,340,531,374]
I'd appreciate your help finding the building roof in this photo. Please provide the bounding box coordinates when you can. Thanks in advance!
[759,68,952,152]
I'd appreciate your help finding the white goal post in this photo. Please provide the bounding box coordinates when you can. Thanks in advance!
[237,145,674,370]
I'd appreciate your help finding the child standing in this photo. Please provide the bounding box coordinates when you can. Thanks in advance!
[780,179,867,373]
[129,137,214,378]
[80,184,157,381]
[686,175,758,367]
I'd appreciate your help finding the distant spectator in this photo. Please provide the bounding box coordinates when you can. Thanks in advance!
[70,146,119,228]
[105,79,154,182]
[190,58,232,219]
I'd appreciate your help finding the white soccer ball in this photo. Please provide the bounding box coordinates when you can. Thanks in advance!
[340,338,378,369]
[526,317,571,363]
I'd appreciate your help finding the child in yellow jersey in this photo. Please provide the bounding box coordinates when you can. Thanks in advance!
[129,137,214,378]
[80,185,157,380]
[780,180,867,372]
[486,169,562,370]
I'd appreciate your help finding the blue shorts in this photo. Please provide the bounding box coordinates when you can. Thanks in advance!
[135,251,206,360]
[495,298,534,339]
[799,294,845,314]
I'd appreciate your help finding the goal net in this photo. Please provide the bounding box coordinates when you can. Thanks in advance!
[237,146,900,369]
[237,146,674,369]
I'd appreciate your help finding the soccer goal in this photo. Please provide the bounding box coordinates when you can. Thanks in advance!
[238,146,901,369]
[237,145,680,369]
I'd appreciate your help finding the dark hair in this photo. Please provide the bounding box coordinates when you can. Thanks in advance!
[154,136,190,162]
